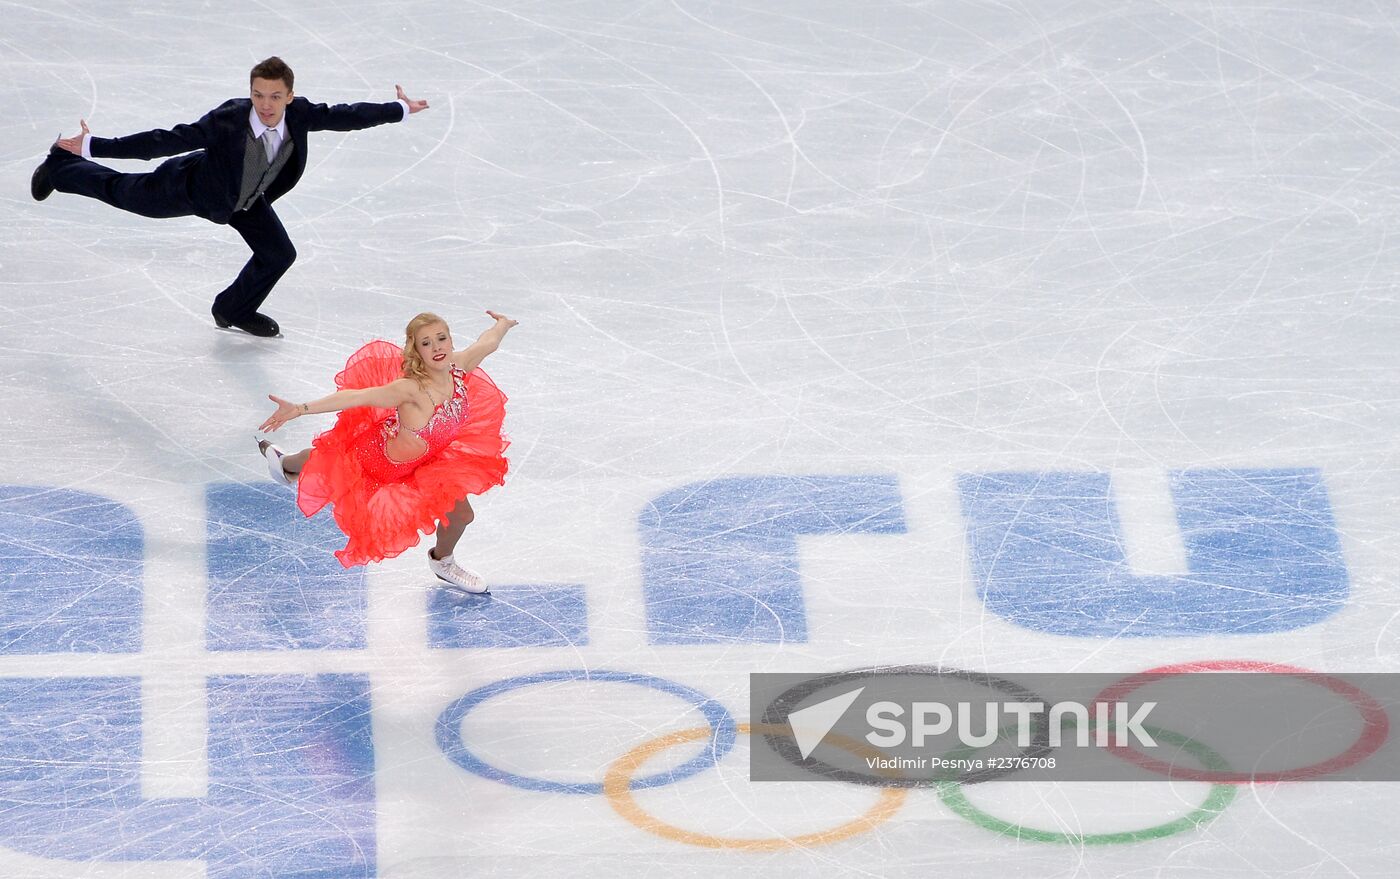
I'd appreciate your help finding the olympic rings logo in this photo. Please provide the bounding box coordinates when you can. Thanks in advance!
[1095,660,1390,784]
[436,661,1390,850]
[436,669,738,795]
[756,665,1056,786]
[604,723,909,851]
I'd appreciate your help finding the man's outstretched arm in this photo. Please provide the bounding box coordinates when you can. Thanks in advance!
[302,85,429,132]
[56,106,227,161]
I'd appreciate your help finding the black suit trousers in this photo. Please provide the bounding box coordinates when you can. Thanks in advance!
[216,198,297,320]
[46,149,297,320]
[47,148,197,219]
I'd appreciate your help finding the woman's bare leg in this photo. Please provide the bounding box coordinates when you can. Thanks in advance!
[432,497,475,559]
[281,448,311,475]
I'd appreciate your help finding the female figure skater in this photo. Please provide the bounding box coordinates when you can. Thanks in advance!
[258,310,517,593]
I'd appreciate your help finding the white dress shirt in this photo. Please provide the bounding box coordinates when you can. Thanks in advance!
[248,108,289,154]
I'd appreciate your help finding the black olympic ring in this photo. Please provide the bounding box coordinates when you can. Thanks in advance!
[759,664,1053,786]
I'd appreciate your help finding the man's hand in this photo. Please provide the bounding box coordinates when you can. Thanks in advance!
[56,119,90,155]
[396,85,429,114]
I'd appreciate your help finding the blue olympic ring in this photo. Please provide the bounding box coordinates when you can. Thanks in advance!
[436,669,738,794]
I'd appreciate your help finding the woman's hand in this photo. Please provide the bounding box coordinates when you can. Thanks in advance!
[486,310,518,329]
[260,395,302,432]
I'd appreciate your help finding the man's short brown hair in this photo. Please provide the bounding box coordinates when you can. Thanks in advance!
[250,57,294,91]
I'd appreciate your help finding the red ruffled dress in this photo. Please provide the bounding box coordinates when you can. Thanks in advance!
[295,340,509,568]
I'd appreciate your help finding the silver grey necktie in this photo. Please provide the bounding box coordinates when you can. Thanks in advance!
[262,128,280,162]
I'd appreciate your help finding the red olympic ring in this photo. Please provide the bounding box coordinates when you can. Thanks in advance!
[1093,659,1390,783]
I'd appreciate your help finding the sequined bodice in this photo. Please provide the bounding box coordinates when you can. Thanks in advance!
[382,367,470,458]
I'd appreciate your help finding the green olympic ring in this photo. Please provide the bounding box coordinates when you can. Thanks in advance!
[936,722,1237,845]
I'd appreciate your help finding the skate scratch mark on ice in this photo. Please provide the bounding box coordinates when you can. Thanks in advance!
[551,294,756,390]
[651,585,788,646]
[1092,324,1172,459]
[1170,3,1400,148]
[211,690,377,860]
[1082,66,1149,210]
[144,262,212,328]
[301,93,456,225]
[476,594,589,662]
[881,6,1151,194]
[667,0,808,56]
[464,0,685,99]
[874,26,1050,190]
[394,35,651,158]
[1060,609,1148,672]
[249,0,375,91]
[0,33,95,130]
[1247,781,1362,879]
[384,48,617,187]
[636,89,773,403]
[634,92,725,245]
[80,364,216,476]
[0,493,139,651]
[778,294,987,434]
[1375,608,1400,660]
[721,59,800,208]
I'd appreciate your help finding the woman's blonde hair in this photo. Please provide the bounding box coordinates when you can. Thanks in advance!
[402,312,449,384]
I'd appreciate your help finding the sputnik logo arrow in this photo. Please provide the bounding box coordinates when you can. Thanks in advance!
[787,686,865,759]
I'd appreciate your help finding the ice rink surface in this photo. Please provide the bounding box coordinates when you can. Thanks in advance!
[4,0,1400,875]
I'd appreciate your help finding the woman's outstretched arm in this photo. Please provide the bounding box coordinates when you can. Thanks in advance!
[260,378,416,432]
[451,311,519,373]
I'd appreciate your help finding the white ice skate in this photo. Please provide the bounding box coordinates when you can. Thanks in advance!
[257,439,295,487]
[429,550,490,594]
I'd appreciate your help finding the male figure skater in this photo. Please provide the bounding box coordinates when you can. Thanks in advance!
[30,57,429,337]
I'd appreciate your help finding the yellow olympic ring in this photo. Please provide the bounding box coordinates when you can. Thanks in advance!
[603,722,907,851]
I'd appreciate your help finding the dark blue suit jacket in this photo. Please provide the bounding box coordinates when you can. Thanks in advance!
[89,96,406,223]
